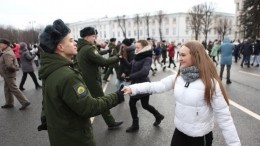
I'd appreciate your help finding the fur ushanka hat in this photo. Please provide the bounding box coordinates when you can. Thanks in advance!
[39,19,70,53]
[80,27,96,38]
[0,38,11,46]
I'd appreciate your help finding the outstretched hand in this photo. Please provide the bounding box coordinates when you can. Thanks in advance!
[121,86,132,95]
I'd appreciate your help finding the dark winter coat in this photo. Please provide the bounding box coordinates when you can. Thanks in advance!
[19,43,36,72]
[121,46,152,98]
[241,42,253,55]
[253,41,260,55]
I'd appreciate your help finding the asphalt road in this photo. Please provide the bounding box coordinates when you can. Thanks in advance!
[0,60,259,146]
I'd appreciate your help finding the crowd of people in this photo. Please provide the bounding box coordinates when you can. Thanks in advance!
[2,18,260,146]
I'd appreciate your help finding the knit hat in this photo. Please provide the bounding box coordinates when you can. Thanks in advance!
[80,27,96,38]
[0,38,11,46]
[122,38,131,46]
[39,19,70,53]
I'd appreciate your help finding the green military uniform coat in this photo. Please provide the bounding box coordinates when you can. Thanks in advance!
[76,39,119,97]
[38,53,119,146]
[161,43,167,59]
[76,39,120,126]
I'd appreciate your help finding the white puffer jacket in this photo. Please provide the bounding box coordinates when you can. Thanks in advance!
[130,75,241,146]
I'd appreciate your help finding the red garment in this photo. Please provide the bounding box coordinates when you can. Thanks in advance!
[167,44,175,57]
[12,43,20,58]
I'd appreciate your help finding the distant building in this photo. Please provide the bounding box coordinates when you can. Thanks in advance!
[68,12,235,43]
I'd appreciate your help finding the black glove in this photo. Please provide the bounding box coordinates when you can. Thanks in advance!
[124,76,131,82]
[37,116,47,131]
[116,84,125,103]
[107,49,112,54]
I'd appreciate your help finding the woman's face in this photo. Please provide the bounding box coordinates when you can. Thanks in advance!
[135,42,143,53]
[179,45,193,68]
[59,33,77,59]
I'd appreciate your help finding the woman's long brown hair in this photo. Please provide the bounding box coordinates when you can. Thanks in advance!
[174,41,229,105]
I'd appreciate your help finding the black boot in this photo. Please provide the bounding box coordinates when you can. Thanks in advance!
[126,118,139,132]
[163,66,166,71]
[108,121,123,130]
[153,114,164,126]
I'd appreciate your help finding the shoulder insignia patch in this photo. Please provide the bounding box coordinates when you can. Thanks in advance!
[73,83,88,97]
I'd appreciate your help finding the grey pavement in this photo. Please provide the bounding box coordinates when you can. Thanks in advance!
[0,59,260,146]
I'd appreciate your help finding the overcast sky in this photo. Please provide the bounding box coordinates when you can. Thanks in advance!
[1,0,235,29]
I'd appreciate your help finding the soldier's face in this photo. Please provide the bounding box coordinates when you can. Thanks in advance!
[58,33,77,59]
[86,35,96,44]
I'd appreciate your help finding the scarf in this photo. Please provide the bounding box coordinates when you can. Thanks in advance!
[180,66,199,83]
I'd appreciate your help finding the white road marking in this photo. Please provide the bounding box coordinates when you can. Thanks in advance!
[230,100,260,121]
[239,70,260,77]
[91,74,112,124]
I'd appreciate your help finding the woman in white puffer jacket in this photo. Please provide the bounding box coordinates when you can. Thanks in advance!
[121,41,241,146]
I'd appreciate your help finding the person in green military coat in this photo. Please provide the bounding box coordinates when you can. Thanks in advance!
[103,38,119,82]
[38,19,124,146]
[77,27,123,129]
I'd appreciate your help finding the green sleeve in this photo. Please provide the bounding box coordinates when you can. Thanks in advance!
[86,47,119,66]
[60,74,119,118]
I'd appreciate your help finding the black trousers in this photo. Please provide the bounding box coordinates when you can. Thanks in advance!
[19,72,40,88]
[168,57,176,67]
[161,57,167,65]
[171,128,213,146]
[220,64,231,81]
[129,95,159,119]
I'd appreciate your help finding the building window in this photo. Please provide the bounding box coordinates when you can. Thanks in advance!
[134,30,137,36]
[164,18,169,25]
[186,29,189,35]
[128,31,131,37]
[140,30,143,36]
[152,29,155,35]
[165,28,169,35]
[100,32,102,38]
[128,22,131,27]
[118,31,120,37]
[152,20,155,25]
[113,32,115,37]
[173,18,176,24]
[172,28,176,35]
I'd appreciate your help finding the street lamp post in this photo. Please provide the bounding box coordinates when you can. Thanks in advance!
[29,21,36,44]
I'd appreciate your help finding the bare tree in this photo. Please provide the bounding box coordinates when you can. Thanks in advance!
[117,15,127,39]
[201,2,215,47]
[187,4,204,40]
[144,13,151,38]
[215,17,231,41]
[0,26,40,43]
[134,14,141,40]
[156,10,165,41]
